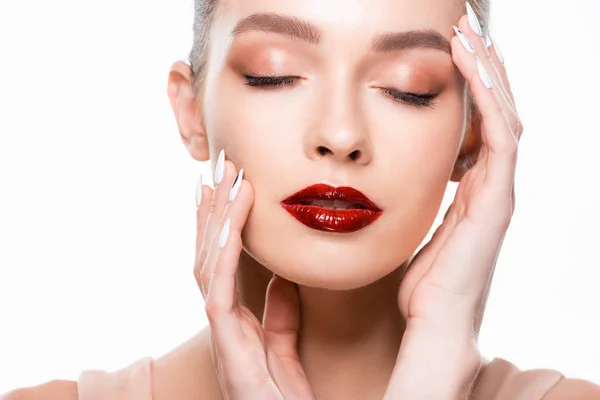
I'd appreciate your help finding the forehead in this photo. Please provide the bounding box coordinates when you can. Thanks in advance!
[216,0,464,40]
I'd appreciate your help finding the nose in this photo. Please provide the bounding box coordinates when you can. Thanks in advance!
[304,85,373,166]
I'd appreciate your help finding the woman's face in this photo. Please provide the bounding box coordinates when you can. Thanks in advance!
[200,0,469,290]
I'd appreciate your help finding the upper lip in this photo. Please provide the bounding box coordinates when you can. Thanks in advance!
[281,183,382,212]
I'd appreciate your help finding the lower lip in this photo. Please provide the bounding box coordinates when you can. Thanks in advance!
[281,204,382,233]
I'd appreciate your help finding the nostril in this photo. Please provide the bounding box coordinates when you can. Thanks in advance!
[317,146,330,156]
[316,146,362,161]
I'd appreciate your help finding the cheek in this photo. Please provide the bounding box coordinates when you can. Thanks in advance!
[370,89,466,191]
[371,97,465,244]
[207,74,304,169]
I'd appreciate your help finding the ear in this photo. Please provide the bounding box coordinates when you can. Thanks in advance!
[167,61,210,161]
[450,107,482,182]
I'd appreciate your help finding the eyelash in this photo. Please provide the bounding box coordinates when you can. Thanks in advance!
[243,74,438,108]
[380,88,438,109]
[243,74,299,88]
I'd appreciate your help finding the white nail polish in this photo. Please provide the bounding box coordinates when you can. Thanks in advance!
[219,219,231,249]
[484,34,492,48]
[228,169,244,202]
[490,35,505,65]
[465,2,483,37]
[214,149,225,185]
[476,57,493,89]
[195,173,203,208]
[453,26,474,54]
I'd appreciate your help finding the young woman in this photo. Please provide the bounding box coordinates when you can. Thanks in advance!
[3,0,599,399]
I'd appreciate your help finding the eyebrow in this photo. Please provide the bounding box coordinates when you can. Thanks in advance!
[230,12,451,55]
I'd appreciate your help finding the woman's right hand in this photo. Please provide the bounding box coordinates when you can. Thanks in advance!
[193,151,315,400]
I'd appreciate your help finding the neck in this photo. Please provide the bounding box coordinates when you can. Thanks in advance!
[236,250,408,400]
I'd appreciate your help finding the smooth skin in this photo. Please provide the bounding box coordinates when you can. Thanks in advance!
[1,3,522,400]
[193,11,522,400]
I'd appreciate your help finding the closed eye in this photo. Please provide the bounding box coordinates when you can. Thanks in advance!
[243,74,301,88]
[379,87,438,109]
[242,74,439,108]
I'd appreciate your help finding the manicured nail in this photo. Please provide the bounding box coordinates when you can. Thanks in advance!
[465,2,483,37]
[214,149,225,185]
[228,169,243,202]
[195,173,203,208]
[476,57,492,89]
[219,219,231,249]
[490,34,504,65]
[484,34,492,48]
[453,26,474,54]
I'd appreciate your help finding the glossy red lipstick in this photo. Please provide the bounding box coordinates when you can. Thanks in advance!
[281,184,382,233]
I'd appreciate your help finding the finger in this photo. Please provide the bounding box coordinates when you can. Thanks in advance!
[204,225,248,389]
[484,33,514,107]
[195,175,214,258]
[399,206,459,318]
[451,37,518,199]
[202,168,249,296]
[421,216,506,326]
[205,215,269,393]
[200,157,238,296]
[198,150,226,272]
[193,174,214,299]
[205,220,241,330]
[263,275,315,398]
[457,15,523,140]
[457,11,516,113]
[263,275,300,357]
[455,19,516,123]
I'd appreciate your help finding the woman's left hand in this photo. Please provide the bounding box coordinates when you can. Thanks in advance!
[383,10,524,400]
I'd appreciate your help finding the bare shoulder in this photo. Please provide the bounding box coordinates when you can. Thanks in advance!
[152,326,223,400]
[1,379,78,400]
[473,357,600,400]
[2,328,222,400]
[544,377,600,400]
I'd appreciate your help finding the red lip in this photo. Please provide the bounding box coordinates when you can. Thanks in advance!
[281,183,383,233]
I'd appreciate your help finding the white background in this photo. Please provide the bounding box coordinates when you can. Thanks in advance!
[1,0,599,393]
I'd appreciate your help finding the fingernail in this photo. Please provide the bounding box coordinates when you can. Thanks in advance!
[228,168,243,202]
[453,26,474,54]
[476,57,492,89]
[490,34,505,65]
[214,149,225,185]
[219,219,231,249]
[195,173,203,208]
[465,1,483,37]
[484,34,492,48]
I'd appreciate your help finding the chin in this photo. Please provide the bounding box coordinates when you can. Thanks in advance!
[241,204,424,291]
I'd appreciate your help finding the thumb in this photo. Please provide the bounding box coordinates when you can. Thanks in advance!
[263,275,314,398]
[262,274,301,357]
